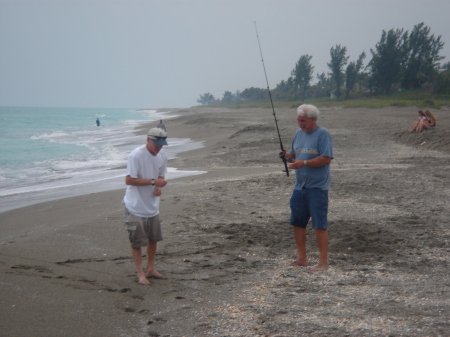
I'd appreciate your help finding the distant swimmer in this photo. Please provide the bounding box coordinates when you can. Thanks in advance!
[96,118,100,127]
[156,119,166,131]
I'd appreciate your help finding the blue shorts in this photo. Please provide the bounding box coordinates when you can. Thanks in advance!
[290,188,328,229]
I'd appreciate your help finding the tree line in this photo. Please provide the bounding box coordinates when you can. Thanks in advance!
[197,22,450,105]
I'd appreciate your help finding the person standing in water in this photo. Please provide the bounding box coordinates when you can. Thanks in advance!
[156,119,166,131]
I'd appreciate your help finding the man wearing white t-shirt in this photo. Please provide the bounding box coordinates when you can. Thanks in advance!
[123,128,169,285]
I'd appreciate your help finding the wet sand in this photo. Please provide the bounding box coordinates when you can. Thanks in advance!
[1,106,449,336]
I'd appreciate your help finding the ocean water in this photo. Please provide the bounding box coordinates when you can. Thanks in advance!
[0,106,205,213]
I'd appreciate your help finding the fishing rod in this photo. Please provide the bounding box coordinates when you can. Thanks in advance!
[254,21,289,176]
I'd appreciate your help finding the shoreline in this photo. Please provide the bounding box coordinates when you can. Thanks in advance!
[1,106,449,336]
[0,110,207,214]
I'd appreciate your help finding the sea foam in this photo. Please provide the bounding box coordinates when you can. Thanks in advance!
[0,106,205,213]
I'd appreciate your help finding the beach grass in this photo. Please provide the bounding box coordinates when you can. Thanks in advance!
[199,91,450,110]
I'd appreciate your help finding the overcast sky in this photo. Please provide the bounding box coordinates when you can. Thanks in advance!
[1,0,449,109]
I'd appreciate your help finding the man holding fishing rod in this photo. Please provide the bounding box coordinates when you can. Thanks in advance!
[280,104,333,271]
[254,23,332,271]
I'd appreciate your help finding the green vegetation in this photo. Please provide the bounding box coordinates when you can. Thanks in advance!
[201,91,450,110]
[328,44,349,99]
[197,22,450,109]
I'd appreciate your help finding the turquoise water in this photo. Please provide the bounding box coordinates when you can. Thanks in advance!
[1,106,142,169]
[0,106,205,212]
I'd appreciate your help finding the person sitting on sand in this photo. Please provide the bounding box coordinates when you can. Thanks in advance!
[123,128,169,285]
[280,104,333,271]
[409,110,426,132]
[416,110,436,132]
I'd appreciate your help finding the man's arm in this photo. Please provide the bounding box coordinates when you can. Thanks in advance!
[288,156,332,170]
[125,176,167,187]
[279,150,295,163]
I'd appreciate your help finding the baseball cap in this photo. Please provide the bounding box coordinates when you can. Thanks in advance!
[147,128,168,146]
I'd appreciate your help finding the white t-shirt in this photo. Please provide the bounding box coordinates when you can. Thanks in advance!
[123,145,168,218]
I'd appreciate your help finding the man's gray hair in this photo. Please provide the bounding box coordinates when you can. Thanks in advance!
[297,104,320,120]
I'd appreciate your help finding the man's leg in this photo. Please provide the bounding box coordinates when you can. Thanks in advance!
[145,242,167,279]
[309,188,329,271]
[289,226,308,267]
[312,229,329,271]
[131,247,151,285]
[289,189,309,267]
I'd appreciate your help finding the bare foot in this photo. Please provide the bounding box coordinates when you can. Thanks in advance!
[138,276,152,285]
[145,269,167,280]
[310,264,328,271]
[287,260,309,267]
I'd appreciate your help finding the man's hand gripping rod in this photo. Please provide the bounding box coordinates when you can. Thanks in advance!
[254,22,289,176]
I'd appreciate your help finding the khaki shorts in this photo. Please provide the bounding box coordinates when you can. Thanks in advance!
[124,208,163,248]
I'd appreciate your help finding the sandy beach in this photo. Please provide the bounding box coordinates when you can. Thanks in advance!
[1,105,449,337]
